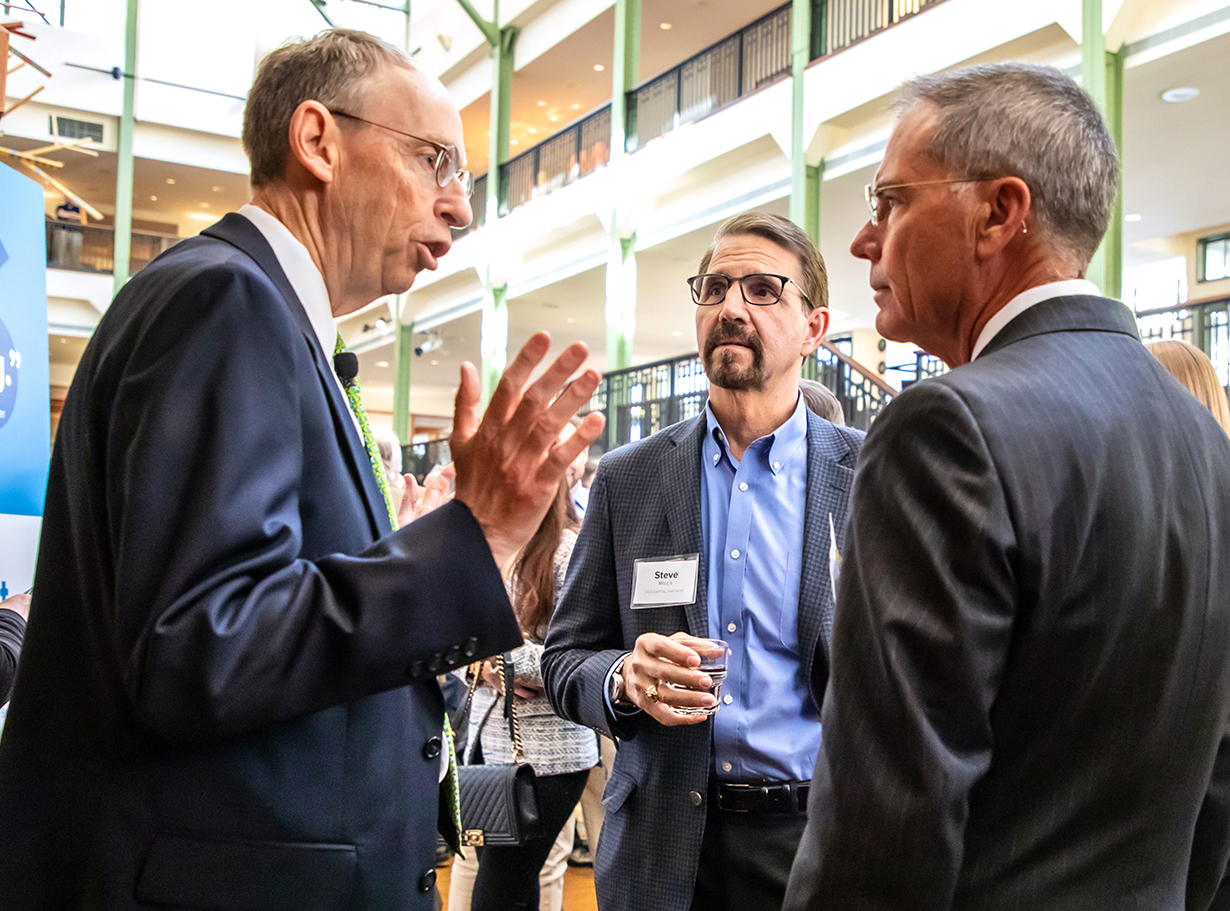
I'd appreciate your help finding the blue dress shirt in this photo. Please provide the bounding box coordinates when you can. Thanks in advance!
[701,394,819,782]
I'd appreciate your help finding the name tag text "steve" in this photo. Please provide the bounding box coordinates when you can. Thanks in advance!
[631,555,700,608]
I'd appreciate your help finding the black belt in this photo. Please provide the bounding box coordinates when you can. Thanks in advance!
[712,779,810,815]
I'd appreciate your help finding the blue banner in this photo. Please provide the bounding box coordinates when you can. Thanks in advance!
[0,165,50,521]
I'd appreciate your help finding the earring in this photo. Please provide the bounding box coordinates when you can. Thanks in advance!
[1022,224,1029,235]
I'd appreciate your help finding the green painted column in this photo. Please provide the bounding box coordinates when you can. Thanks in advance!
[805,160,824,248]
[788,0,810,226]
[1081,0,1123,298]
[605,0,641,373]
[393,314,414,443]
[480,284,509,402]
[112,0,139,295]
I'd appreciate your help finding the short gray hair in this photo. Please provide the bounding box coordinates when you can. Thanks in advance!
[799,378,845,425]
[243,29,414,188]
[897,63,1119,268]
[698,212,828,313]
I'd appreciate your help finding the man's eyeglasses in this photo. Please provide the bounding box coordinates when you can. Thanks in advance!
[328,109,474,199]
[687,273,810,308]
[863,178,997,225]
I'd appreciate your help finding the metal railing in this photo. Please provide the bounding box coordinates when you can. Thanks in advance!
[628,3,792,151]
[45,220,179,276]
[578,340,894,452]
[458,0,944,227]
[500,105,612,214]
[402,437,451,483]
[1136,296,1230,386]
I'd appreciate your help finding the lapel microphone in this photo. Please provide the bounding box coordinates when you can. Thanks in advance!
[333,352,359,388]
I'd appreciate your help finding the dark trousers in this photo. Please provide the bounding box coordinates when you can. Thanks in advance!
[689,796,808,911]
[470,768,590,911]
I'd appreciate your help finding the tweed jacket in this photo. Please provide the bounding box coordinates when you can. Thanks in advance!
[542,408,863,911]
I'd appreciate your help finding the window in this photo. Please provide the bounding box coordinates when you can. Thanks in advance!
[1199,232,1230,283]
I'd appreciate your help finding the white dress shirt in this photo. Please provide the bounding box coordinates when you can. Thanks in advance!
[237,204,362,440]
[970,279,1102,361]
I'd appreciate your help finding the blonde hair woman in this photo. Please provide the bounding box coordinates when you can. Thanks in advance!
[1146,340,1230,434]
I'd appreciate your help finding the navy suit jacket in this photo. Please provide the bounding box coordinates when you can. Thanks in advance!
[785,296,1230,911]
[0,214,522,910]
[542,409,863,911]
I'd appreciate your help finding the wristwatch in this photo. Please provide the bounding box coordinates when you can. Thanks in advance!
[609,654,630,705]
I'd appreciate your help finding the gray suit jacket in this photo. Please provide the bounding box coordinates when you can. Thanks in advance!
[785,296,1230,911]
[543,408,863,911]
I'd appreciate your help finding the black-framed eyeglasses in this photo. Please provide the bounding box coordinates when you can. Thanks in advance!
[863,178,997,226]
[687,272,810,308]
[328,109,474,199]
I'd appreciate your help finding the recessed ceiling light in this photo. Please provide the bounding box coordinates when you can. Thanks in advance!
[1161,87,1199,103]
[150,195,157,201]
[59,337,66,343]
[528,127,537,134]
[212,185,222,192]
[165,178,175,185]
[593,64,604,72]
[431,359,439,366]
[660,22,672,29]
[199,202,210,208]
[375,360,390,368]
[536,100,546,107]
[571,103,580,110]
[549,115,559,122]
[1125,213,1142,222]
[511,139,519,145]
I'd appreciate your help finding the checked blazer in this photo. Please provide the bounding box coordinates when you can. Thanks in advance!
[542,407,863,911]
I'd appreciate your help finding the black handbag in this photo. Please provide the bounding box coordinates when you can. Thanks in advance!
[452,652,543,848]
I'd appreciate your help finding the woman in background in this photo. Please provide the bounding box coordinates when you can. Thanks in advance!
[1146,339,1230,434]
[452,479,598,911]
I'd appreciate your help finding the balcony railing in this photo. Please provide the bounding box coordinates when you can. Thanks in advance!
[462,0,944,227]
[46,220,180,276]
[577,340,895,452]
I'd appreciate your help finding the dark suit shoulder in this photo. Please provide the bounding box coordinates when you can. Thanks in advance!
[596,416,703,473]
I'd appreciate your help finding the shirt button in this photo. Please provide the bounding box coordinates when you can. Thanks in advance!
[689,790,703,806]
[730,549,740,559]
[713,453,720,462]
[738,482,748,492]
[773,461,781,471]
[727,622,736,633]
[723,694,733,705]
[722,762,732,772]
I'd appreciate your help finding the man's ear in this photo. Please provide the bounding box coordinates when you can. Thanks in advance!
[976,176,1031,260]
[287,100,341,185]
[801,304,830,357]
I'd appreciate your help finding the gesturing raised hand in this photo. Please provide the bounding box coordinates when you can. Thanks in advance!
[451,332,605,572]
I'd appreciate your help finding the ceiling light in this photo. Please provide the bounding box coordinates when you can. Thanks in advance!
[511,139,519,145]
[549,115,559,122]
[660,22,672,29]
[431,359,439,366]
[536,100,546,107]
[375,360,390,368]
[1125,213,1142,222]
[437,33,453,52]
[571,103,580,110]
[212,185,222,192]
[593,64,604,72]
[165,178,175,185]
[59,337,66,343]
[186,211,216,220]
[1161,87,1199,103]
[672,330,682,336]
[528,127,537,134]
[566,317,576,324]
[150,195,157,201]
[199,202,210,208]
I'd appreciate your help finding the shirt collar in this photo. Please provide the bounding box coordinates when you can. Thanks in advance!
[703,392,808,476]
[970,279,1102,361]
[238,203,336,360]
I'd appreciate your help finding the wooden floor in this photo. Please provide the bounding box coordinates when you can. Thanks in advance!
[438,858,599,911]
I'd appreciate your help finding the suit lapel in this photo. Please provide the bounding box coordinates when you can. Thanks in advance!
[660,416,710,638]
[798,412,855,699]
[201,214,387,539]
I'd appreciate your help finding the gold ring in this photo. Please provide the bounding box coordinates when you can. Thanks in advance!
[646,684,660,703]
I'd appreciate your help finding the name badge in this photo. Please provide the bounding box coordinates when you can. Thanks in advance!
[631,554,700,608]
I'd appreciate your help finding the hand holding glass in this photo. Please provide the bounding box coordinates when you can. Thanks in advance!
[666,637,729,716]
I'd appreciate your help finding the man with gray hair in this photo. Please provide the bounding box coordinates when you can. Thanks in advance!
[784,62,1230,909]
[0,28,602,911]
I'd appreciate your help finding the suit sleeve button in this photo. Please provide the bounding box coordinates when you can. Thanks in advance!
[689,790,703,806]
[445,646,462,667]
[419,869,437,892]
[427,655,444,674]
[408,661,423,678]
[423,736,442,760]
[464,637,479,658]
